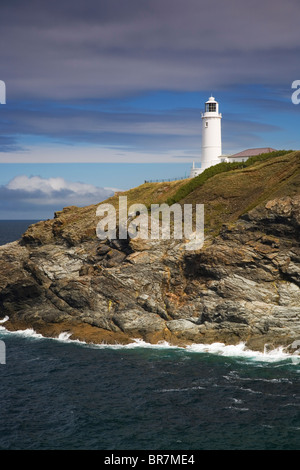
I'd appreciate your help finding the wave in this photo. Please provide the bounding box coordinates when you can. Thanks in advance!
[158,386,206,393]
[0,316,9,323]
[185,341,300,363]
[0,321,299,364]
[0,326,44,339]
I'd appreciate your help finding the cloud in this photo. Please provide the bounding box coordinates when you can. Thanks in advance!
[1,104,202,141]
[6,175,110,196]
[1,0,300,100]
[0,104,204,156]
[0,0,298,164]
[0,100,283,158]
[0,175,115,218]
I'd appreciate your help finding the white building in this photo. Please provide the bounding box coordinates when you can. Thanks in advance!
[190,96,223,177]
[221,147,277,163]
[190,96,276,177]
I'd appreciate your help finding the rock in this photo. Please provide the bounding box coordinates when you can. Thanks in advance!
[96,244,110,256]
[112,308,165,333]
[104,249,127,267]
[1,194,300,351]
[166,319,203,342]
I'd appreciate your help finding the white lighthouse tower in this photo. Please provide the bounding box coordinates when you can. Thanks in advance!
[201,96,222,169]
[190,95,222,177]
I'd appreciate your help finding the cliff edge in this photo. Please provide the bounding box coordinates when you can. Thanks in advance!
[0,151,300,351]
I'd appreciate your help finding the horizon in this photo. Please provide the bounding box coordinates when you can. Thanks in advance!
[0,0,300,219]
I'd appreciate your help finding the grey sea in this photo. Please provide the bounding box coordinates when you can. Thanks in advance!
[0,221,299,451]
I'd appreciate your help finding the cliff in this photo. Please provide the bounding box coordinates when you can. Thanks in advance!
[0,151,300,351]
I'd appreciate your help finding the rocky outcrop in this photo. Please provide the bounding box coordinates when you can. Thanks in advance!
[0,195,300,352]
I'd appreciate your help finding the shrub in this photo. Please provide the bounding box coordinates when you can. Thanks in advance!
[166,150,293,205]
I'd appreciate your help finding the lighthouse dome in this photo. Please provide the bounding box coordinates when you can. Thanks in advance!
[204,95,219,113]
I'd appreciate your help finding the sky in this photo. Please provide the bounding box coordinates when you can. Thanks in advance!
[0,0,300,219]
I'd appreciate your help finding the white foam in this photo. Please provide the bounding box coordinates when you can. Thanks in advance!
[186,341,300,363]
[57,332,73,342]
[83,338,300,363]
[0,327,44,339]
[159,386,205,393]
[0,316,9,323]
[86,338,180,351]
[120,339,178,350]
[0,325,299,363]
[15,328,45,339]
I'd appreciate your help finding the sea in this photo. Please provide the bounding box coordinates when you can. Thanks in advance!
[0,221,299,452]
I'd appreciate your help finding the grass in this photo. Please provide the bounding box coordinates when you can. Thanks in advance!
[22,149,300,244]
[178,150,300,236]
[166,150,293,205]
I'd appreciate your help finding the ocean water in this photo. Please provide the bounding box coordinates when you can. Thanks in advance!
[0,221,299,451]
[0,220,39,246]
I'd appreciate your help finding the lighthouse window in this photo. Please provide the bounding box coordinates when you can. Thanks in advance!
[206,102,216,112]
[205,121,208,128]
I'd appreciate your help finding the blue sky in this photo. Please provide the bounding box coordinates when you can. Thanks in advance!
[0,0,300,219]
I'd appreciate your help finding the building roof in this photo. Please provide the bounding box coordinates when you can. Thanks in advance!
[229,147,277,158]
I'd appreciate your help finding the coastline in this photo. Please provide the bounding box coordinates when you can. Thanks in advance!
[0,153,300,355]
[1,320,299,364]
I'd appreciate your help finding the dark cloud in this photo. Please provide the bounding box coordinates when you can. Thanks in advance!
[0,100,281,156]
[1,0,299,100]
[0,104,202,151]
[0,0,297,163]
[0,135,24,153]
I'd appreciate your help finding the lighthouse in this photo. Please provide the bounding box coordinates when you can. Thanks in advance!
[190,95,222,177]
[201,96,222,169]
[189,96,276,178]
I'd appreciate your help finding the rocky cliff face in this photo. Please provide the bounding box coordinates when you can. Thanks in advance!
[0,191,300,352]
